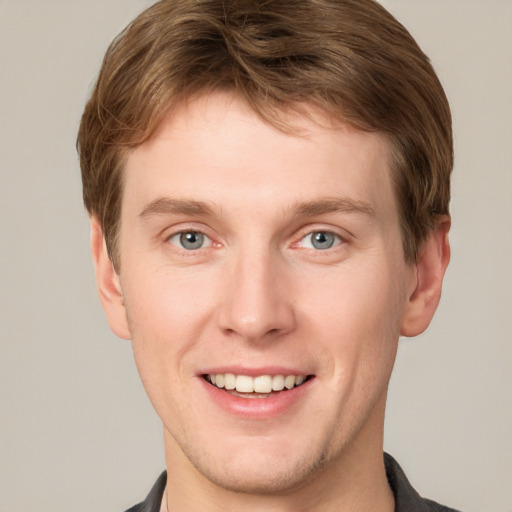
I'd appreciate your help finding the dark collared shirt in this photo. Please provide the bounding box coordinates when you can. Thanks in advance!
[124,453,462,512]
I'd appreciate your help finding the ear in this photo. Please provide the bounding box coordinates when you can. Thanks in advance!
[90,216,131,340]
[400,216,451,337]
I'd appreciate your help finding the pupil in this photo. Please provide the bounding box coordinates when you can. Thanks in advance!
[180,232,203,249]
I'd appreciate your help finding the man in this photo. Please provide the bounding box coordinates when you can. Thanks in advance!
[77,0,459,510]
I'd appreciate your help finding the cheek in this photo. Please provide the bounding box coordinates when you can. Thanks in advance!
[299,260,406,381]
[121,270,203,372]
[124,264,212,326]
[121,275,199,417]
[306,264,405,338]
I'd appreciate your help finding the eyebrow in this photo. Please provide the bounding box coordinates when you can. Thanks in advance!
[138,196,375,220]
[291,197,375,217]
[139,198,215,219]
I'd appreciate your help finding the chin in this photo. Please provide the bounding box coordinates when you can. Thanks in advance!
[182,436,332,496]
[197,460,325,496]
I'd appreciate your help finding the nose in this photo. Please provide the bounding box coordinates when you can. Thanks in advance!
[216,248,296,343]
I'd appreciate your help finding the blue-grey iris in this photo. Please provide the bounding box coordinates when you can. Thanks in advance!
[311,231,336,250]
[180,232,204,250]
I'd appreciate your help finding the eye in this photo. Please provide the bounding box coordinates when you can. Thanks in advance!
[168,231,212,250]
[299,231,342,250]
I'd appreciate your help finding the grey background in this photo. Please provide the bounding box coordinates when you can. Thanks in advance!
[0,1,511,511]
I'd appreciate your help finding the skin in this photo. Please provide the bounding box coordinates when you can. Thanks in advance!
[91,92,450,511]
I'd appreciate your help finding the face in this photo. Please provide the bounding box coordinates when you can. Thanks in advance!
[96,92,427,495]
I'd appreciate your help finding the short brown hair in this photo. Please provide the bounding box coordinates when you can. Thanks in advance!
[77,0,452,269]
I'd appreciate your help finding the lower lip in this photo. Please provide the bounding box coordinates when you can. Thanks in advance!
[199,377,314,419]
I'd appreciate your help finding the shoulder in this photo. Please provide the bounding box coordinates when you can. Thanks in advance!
[422,497,463,512]
[122,471,167,512]
[384,453,462,512]
[123,504,143,512]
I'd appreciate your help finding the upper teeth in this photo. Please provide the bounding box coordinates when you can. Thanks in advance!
[208,374,306,393]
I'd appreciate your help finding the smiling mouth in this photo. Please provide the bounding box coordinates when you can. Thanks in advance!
[204,373,313,398]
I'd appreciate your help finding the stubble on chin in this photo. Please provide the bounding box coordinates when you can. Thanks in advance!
[170,430,336,497]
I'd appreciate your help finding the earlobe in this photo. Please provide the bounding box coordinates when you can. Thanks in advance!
[400,217,451,337]
[90,216,131,340]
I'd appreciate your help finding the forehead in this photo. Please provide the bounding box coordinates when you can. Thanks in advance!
[122,91,396,221]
